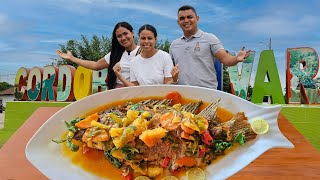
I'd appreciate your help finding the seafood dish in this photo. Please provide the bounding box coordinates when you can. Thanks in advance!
[53,91,257,179]
[26,85,294,180]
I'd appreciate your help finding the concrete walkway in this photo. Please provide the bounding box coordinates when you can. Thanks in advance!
[0,112,4,129]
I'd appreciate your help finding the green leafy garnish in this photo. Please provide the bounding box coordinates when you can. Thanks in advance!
[129,104,139,110]
[66,133,79,152]
[191,136,199,154]
[234,133,246,145]
[52,133,79,152]
[64,117,83,132]
[121,146,139,160]
[52,139,66,144]
[104,150,123,168]
[213,140,233,153]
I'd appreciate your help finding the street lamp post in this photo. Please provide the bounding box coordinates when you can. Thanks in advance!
[260,38,272,50]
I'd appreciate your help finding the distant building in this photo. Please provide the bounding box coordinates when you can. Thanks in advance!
[0,87,15,109]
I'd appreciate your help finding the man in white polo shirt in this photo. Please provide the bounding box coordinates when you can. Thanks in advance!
[169,5,250,89]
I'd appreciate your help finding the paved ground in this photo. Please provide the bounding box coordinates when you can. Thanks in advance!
[0,112,4,129]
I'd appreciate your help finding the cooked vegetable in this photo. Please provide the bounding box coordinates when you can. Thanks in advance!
[139,127,167,147]
[165,91,182,105]
[175,156,197,167]
[56,92,257,179]
[75,113,99,129]
[109,113,123,125]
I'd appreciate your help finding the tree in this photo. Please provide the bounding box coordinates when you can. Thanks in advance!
[0,82,13,92]
[157,39,171,53]
[222,66,231,93]
[52,35,112,67]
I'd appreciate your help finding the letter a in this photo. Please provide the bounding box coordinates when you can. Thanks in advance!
[251,50,285,104]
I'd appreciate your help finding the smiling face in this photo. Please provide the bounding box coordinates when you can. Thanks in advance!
[177,9,199,38]
[139,29,157,53]
[115,26,135,49]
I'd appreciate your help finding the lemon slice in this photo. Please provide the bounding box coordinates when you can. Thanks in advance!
[186,167,206,180]
[162,176,179,180]
[135,176,151,180]
[250,119,269,134]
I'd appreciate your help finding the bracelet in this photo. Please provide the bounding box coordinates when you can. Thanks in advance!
[172,79,179,84]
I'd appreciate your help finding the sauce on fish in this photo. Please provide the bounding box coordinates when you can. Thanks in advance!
[61,97,234,179]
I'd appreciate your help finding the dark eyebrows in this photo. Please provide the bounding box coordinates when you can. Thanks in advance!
[116,31,128,37]
[179,15,194,20]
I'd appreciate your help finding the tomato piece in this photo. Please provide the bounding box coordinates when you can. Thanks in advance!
[198,147,209,158]
[161,157,170,168]
[122,173,134,180]
[201,131,213,145]
[165,91,182,105]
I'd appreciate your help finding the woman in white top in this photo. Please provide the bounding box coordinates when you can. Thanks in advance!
[56,22,141,89]
[114,24,177,86]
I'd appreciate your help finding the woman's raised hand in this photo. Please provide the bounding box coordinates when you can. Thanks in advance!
[56,50,74,60]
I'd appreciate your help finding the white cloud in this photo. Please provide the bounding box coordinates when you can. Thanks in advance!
[105,2,176,20]
[52,0,177,20]
[0,13,27,37]
[0,13,6,23]
[239,14,319,37]
[0,13,15,33]
[40,39,69,43]
[0,51,54,65]
[32,50,57,56]
[0,50,57,84]
[200,3,232,24]
[79,0,94,3]
[0,41,15,51]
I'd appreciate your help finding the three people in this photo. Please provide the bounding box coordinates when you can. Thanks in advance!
[56,22,140,89]
[57,5,248,90]
[170,5,250,89]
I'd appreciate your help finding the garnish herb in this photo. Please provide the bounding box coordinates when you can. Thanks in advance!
[129,104,139,110]
[234,132,246,145]
[121,146,139,160]
[52,117,83,152]
[64,117,83,132]
[104,150,123,168]
[66,135,79,152]
[214,140,233,153]
[52,139,66,144]
[191,136,199,154]
[52,133,79,152]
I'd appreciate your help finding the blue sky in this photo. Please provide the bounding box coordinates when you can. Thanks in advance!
[0,0,319,90]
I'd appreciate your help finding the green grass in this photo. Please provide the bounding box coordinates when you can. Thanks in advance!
[0,101,70,146]
[281,105,320,151]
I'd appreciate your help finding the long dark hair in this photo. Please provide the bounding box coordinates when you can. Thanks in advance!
[107,22,134,89]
